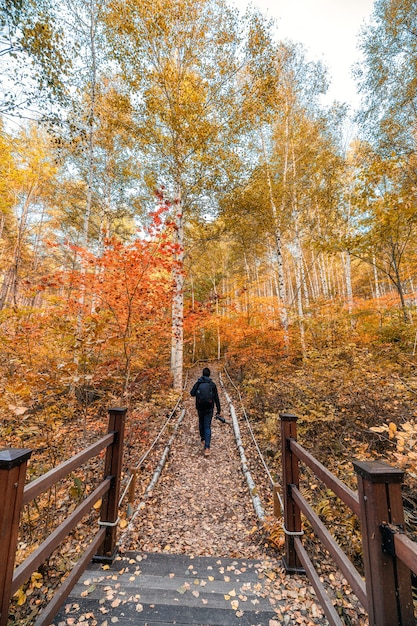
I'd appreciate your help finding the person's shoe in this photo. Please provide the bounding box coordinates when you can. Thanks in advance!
[201,440,205,450]
[204,448,210,457]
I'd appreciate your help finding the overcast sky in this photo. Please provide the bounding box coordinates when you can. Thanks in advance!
[233,0,375,110]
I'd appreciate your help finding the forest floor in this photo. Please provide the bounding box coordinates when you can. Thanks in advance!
[7,361,373,625]
[115,363,367,626]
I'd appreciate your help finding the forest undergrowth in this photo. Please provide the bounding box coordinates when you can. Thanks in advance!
[4,334,417,624]
[223,338,417,590]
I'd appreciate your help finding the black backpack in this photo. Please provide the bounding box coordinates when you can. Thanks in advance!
[196,381,214,407]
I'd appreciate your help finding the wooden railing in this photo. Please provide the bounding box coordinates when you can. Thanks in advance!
[0,406,127,626]
[280,411,417,626]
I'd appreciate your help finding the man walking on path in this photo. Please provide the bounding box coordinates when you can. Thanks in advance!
[190,367,221,457]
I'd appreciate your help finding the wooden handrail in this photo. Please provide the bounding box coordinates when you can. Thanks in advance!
[280,412,416,626]
[289,439,360,517]
[12,478,112,595]
[291,485,367,608]
[294,537,343,626]
[33,527,106,626]
[394,532,417,576]
[22,432,114,506]
[1,407,127,626]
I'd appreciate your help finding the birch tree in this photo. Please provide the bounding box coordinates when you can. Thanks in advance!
[105,0,244,389]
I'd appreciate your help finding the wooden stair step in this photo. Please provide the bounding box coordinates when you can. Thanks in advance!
[52,551,282,625]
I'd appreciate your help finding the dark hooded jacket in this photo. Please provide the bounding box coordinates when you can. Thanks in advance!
[190,375,221,413]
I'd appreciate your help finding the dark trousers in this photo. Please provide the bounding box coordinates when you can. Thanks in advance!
[198,407,213,449]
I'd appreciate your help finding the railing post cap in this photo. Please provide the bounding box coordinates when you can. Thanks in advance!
[353,459,404,483]
[108,407,127,413]
[280,412,298,421]
[0,448,32,470]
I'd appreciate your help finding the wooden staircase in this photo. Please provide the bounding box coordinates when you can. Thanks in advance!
[52,551,283,625]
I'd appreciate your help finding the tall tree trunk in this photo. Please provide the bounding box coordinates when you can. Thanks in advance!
[291,141,306,358]
[260,129,289,340]
[213,276,221,361]
[82,0,98,247]
[4,184,36,309]
[171,191,184,391]
[343,250,353,314]
[318,253,329,298]
[391,247,409,322]
[373,254,381,299]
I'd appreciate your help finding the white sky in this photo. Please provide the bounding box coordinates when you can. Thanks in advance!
[233,0,376,110]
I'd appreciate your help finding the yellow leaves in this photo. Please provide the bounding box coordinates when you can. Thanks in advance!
[14,587,26,606]
[388,421,397,439]
[14,571,43,606]
[370,419,417,474]
[370,421,398,438]
[30,572,43,589]
[81,584,96,597]
[8,405,29,416]
[370,425,387,433]
[93,498,102,510]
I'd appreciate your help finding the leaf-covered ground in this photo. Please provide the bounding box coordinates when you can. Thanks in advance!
[116,365,367,626]
[7,362,372,625]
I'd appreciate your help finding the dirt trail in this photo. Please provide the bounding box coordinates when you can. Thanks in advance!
[121,364,266,558]
[116,364,332,624]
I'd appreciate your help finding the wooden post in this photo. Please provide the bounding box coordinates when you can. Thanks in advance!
[280,412,303,573]
[353,460,414,626]
[273,483,281,517]
[0,448,32,626]
[95,407,127,563]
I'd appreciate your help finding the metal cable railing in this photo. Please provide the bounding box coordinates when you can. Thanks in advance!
[118,372,189,510]
[222,365,284,510]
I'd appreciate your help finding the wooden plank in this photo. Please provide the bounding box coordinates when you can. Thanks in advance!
[280,413,302,571]
[290,440,360,517]
[291,486,367,609]
[53,598,277,625]
[0,450,31,626]
[12,478,111,595]
[394,532,417,576]
[34,528,106,626]
[22,434,114,506]
[294,537,343,626]
[386,481,415,625]
[96,408,127,559]
[353,460,414,626]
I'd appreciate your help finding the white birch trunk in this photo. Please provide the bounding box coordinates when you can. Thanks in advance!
[311,252,320,300]
[318,253,329,298]
[171,192,184,391]
[291,141,306,358]
[260,129,289,339]
[373,254,381,299]
[343,250,353,314]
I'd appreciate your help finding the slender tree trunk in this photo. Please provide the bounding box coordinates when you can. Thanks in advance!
[6,184,36,309]
[343,250,353,314]
[318,253,329,298]
[82,0,97,247]
[213,276,221,360]
[290,141,306,358]
[301,251,309,308]
[373,254,381,299]
[243,253,251,322]
[391,249,409,322]
[260,129,289,339]
[171,191,184,391]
